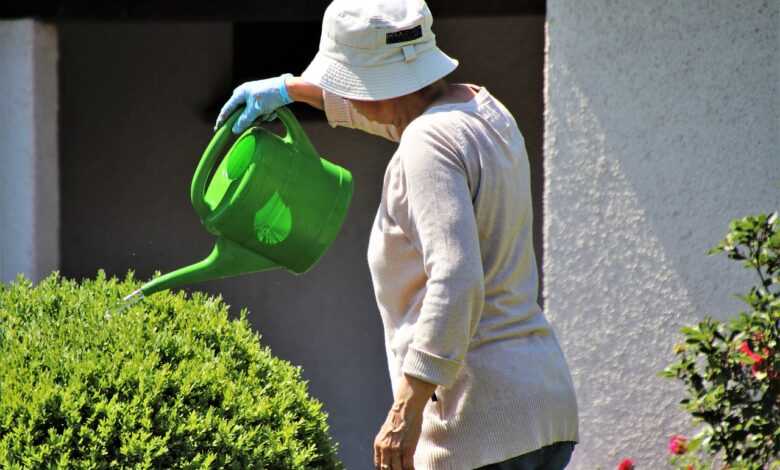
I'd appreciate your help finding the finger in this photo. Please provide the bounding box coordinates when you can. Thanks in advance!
[215,95,240,130]
[260,111,278,123]
[215,93,243,130]
[391,450,403,470]
[232,103,258,135]
[374,441,381,470]
[379,445,391,470]
[402,447,415,470]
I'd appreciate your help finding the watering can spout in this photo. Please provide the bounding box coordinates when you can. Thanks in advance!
[136,237,279,297]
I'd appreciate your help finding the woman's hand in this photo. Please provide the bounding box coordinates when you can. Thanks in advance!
[374,402,422,470]
[214,73,294,134]
[374,374,437,470]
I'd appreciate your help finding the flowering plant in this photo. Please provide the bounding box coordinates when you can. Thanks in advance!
[659,213,780,469]
[618,458,636,469]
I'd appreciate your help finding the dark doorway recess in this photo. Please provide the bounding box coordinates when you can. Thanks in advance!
[230,22,322,120]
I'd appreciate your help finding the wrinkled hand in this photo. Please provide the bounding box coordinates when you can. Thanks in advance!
[214,73,293,134]
[373,402,423,470]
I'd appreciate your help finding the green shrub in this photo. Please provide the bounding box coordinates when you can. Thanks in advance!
[0,270,344,469]
[660,213,779,469]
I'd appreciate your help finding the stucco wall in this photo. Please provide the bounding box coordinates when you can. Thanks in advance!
[544,1,779,468]
[0,20,59,283]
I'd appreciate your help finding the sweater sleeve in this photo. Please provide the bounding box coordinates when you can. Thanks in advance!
[321,90,401,142]
[397,119,486,388]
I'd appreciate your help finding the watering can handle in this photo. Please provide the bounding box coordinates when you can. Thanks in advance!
[275,106,319,159]
[191,108,244,220]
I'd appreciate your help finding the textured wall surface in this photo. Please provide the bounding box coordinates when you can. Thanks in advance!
[0,20,59,284]
[544,1,779,468]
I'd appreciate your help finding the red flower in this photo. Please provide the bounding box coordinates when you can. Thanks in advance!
[617,458,635,470]
[738,340,774,378]
[739,341,764,363]
[686,466,694,470]
[667,434,688,455]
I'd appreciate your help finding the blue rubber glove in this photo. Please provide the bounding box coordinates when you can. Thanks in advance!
[214,73,294,134]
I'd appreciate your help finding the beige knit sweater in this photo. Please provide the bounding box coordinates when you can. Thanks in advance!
[323,87,579,470]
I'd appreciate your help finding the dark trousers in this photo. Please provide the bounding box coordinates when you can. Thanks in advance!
[474,441,576,470]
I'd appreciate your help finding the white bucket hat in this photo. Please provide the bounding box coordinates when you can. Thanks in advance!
[301,0,458,101]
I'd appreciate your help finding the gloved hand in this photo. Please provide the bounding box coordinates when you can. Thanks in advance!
[214,73,294,134]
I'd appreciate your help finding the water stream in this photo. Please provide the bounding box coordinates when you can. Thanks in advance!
[104,289,145,320]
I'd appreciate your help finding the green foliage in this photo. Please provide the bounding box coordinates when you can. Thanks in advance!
[660,213,780,469]
[0,271,344,470]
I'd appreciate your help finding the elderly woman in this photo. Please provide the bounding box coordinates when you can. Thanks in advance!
[215,1,579,469]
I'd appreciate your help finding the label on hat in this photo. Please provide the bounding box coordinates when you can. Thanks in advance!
[386,25,422,44]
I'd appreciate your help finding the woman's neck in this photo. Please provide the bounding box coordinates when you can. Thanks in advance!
[392,82,477,134]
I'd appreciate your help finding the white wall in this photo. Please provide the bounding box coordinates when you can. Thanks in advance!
[0,20,59,284]
[544,1,779,468]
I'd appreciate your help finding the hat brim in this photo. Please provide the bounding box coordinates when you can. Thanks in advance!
[301,47,458,101]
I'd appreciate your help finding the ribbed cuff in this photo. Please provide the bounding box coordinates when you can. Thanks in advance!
[322,90,353,128]
[402,346,463,388]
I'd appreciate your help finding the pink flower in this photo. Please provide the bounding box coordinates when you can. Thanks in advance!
[617,458,635,470]
[667,434,688,455]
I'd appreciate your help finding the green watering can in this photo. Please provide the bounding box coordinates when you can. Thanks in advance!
[124,106,353,301]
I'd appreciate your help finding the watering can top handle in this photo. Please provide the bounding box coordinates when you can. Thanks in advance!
[275,106,318,157]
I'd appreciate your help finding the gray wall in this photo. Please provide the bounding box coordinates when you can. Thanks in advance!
[544,1,779,468]
[0,20,59,283]
[59,17,544,469]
